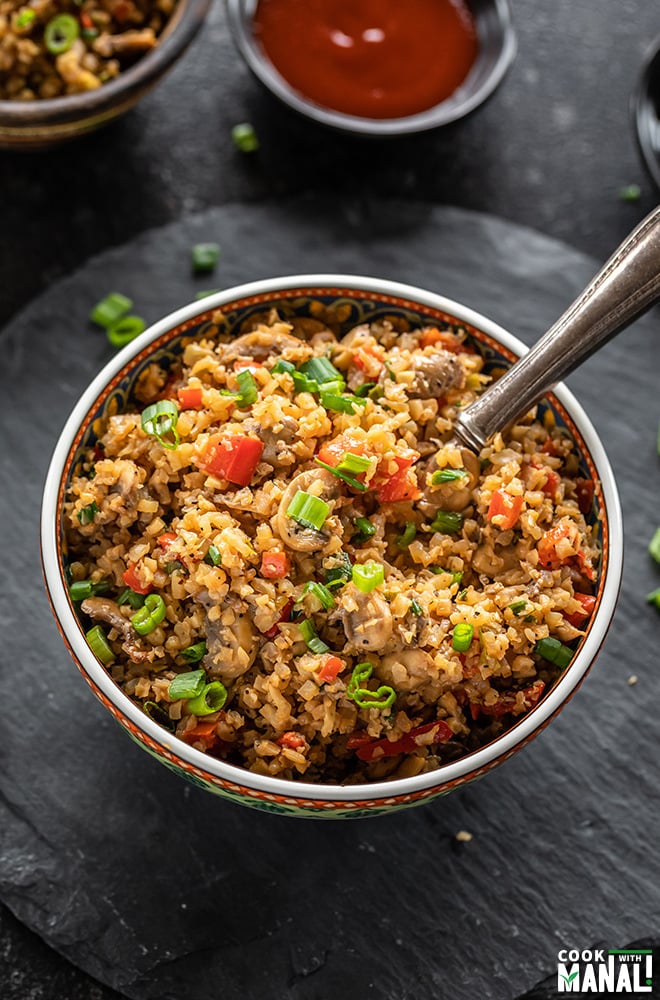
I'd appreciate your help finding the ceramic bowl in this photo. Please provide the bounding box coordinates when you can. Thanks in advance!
[225,0,516,136]
[41,275,622,818]
[0,0,209,150]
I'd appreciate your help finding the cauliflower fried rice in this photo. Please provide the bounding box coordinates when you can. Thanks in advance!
[64,308,600,784]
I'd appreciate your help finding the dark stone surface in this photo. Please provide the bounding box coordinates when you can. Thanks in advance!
[1,200,659,1000]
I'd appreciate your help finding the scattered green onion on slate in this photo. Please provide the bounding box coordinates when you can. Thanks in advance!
[69,578,110,601]
[647,587,660,608]
[299,618,329,655]
[90,291,132,328]
[431,468,468,484]
[143,701,175,731]
[619,184,641,202]
[509,599,528,615]
[204,544,222,566]
[649,527,660,564]
[131,594,167,636]
[44,12,78,53]
[352,561,384,593]
[169,669,206,701]
[231,122,260,153]
[535,636,574,669]
[141,399,180,450]
[236,369,258,407]
[352,516,376,545]
[188,681,227,716]
[430,510,463,535]
[409,598,423,615]
[16,9,35,27]
[396,522,417,549]
[271,358,295,375]
[324,552,353,589]
[118,587,145,609]
[106,315,146,349]
[191,243,220,274]
[287,490,330,531]
[77,501,99,525]
[296,581,336,611]
[86,625,114,664]
[181,641,208,663]
[451,622,474,652]
[315,458,367,492]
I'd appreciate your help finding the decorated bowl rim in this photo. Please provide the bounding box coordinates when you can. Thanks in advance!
[41,273,623,803]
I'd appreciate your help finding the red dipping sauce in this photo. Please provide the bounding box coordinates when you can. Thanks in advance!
[253,0,479,120]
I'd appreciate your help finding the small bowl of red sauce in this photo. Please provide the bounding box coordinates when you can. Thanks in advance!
[225,0,516,135]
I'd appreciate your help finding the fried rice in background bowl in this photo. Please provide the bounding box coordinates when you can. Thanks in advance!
[41,275,623,818]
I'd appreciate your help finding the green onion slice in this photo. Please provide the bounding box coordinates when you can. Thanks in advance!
[232,122,259,153]
[320,392,367,414]
[118,588,145,609]
[143,701,175,731]
[409,599,423,616]
[165,560,184,575]
[451,622,474,652]
[352,516,376,544]
[141,399,180,450]
[187,681,227,716]
[431,468,468,484]
[44,13,79,54]
[77,501,99,525]
[236,369,258,407]
[324,552,353,589]
[192,242,220,273]
[430,510,463,535]
[131,593,167,636]
[298,618,330,654]
[90,291,132,329]
[169,669,206,701]
[271,359,296,375]
[106,315,146,349]
[508,599,528,615]
[181,641,208,663]
[286,490,330,530]
[296,581,336,611]
[69,578,110,601]
[300,356,344,385]
[354,382,377,398]
[395,522,417,549]
[204,544,222,566]
[352,561,384,593]
[86,625,114,664]
[315,458,368,492]
[346,661,395,711]
[291,371,319,394]
[649,527,660,564]
[337,452,371,475]
[16,9,36,27]
[535,636,574,669]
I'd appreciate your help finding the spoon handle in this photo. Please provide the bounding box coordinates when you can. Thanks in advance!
[453,206,660,452]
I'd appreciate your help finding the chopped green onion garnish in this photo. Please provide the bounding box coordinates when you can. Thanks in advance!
[346,661,372,697]
[431,567,463,585]
[16,9,36,27]
[141,399,180,450]
[143,701,175,731]
[337,452,371,475]
[385,363,397,383]
[86,625,114,664]
[508,599,528,615]
[181,641,208,663]
[320,392,367,414]
[292,371,319,394]
[451,622,474,652]
[315,458,368,492]
[106,315,146,349]
[90,291,132,329]
[191,243,220,274]
[535,636,574,669]
[324,552,353,589]
[619,184,641,202]
[236,369,258,407]
[232,122,260,153]
[649,527,660,564]
[352,561,384,593]
[204,544,222,566]
[77,501,99,525]
[346,662,395,711]
[409,599,423,616]
[165,560,184,575]
[118,587,145,609]
[131,593,167,636]
[68,578,110,601]
[300,356,344,385]
[298,618,330,654]
[354,382,377,397]
[195,289,221,300]
[430,510,463,535]
[352,516,376,545]
[168,669,206,701]
[44,12,79,54]
[187,681,227,716]
[369,385,385,401]
[431,468,468,484]
[272,358,296,375]
[296,581,336,611]
[287,490,330,531]
[395,522,417,549]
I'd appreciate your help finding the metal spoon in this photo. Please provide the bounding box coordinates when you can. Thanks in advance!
[453,206,660,453]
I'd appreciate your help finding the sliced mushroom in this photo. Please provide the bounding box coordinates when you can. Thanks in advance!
[242,415,299,468]
[408,349,464,399]
[274,468,341,552]
[217,328,310,364]
[81,597,150,663]
[379,648,434,692]
[419,448,480,516]
[93,29,156,58]
[202,608,258,681]
[335,585,393,651]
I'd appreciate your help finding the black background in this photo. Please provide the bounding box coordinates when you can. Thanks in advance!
[1,0,659,996]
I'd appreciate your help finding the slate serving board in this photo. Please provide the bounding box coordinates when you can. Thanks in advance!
[1,199,659,1000]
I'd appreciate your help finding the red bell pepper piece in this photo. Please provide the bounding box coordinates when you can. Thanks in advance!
[158,532,177,550]
[177,386,203,409]
[347,719,453,762]
[353,343,385,378]
[277,732,305,750]
[563,591,596,627]
[537,523,573,569]
[122,562,152,595]
[470,680,545,720]
[376,456,422,503]
[419,328,472,353]
[181,720,219,751]
[261,551,290,579]
[263,599,294,639]
[318,655,345,683]
[199,434,264,487]
[487,489,524,530]
[575,478,595,515]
